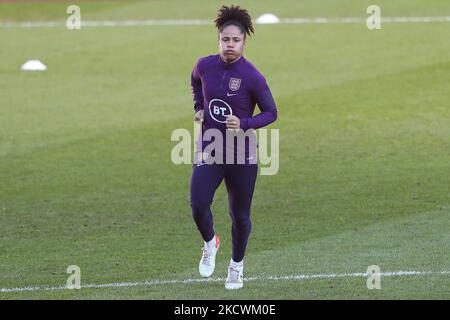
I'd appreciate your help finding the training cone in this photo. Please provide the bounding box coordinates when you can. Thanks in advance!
[256,13,280,24]
[20,60,47,71]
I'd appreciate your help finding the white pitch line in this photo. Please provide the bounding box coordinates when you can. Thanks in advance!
[280,16,450,24]
[1,270,449,293]
[0,16,450,28]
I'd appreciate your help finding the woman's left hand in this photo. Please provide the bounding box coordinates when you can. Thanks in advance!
[225,115,240,130]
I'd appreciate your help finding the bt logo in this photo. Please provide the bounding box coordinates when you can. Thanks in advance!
[208,99,233,123]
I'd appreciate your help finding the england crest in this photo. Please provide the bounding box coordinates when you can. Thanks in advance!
[229,78,241,92]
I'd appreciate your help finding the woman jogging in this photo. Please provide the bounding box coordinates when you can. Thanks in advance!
[190,5,278,290]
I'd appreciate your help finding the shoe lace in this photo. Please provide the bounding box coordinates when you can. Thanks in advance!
[227,265,241,282]
[201,245,213,266]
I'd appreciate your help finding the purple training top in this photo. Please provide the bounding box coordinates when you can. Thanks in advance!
[191,54,278,164]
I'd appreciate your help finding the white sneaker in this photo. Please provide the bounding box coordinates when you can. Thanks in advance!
[225,259,244,290]
[199,235,220,277]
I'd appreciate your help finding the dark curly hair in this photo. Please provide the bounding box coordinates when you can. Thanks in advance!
[214,5,254,38]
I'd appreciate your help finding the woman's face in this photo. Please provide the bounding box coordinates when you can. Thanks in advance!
[219,25,246,63]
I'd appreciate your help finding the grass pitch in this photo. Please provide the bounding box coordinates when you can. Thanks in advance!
[0,0,449,299]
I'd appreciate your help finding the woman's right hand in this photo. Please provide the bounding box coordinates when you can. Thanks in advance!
[194,110,204,123]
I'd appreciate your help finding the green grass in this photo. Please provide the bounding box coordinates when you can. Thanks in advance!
[1,0,449,299]
[1,0,450,21]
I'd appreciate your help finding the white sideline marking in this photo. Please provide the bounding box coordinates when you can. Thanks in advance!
[0,17,449,28]
[1,270,449,293]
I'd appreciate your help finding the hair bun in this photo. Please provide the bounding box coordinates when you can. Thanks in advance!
[214,5,254,36]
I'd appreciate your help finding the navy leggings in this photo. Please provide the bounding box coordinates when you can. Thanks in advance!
[190,163,258,262]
